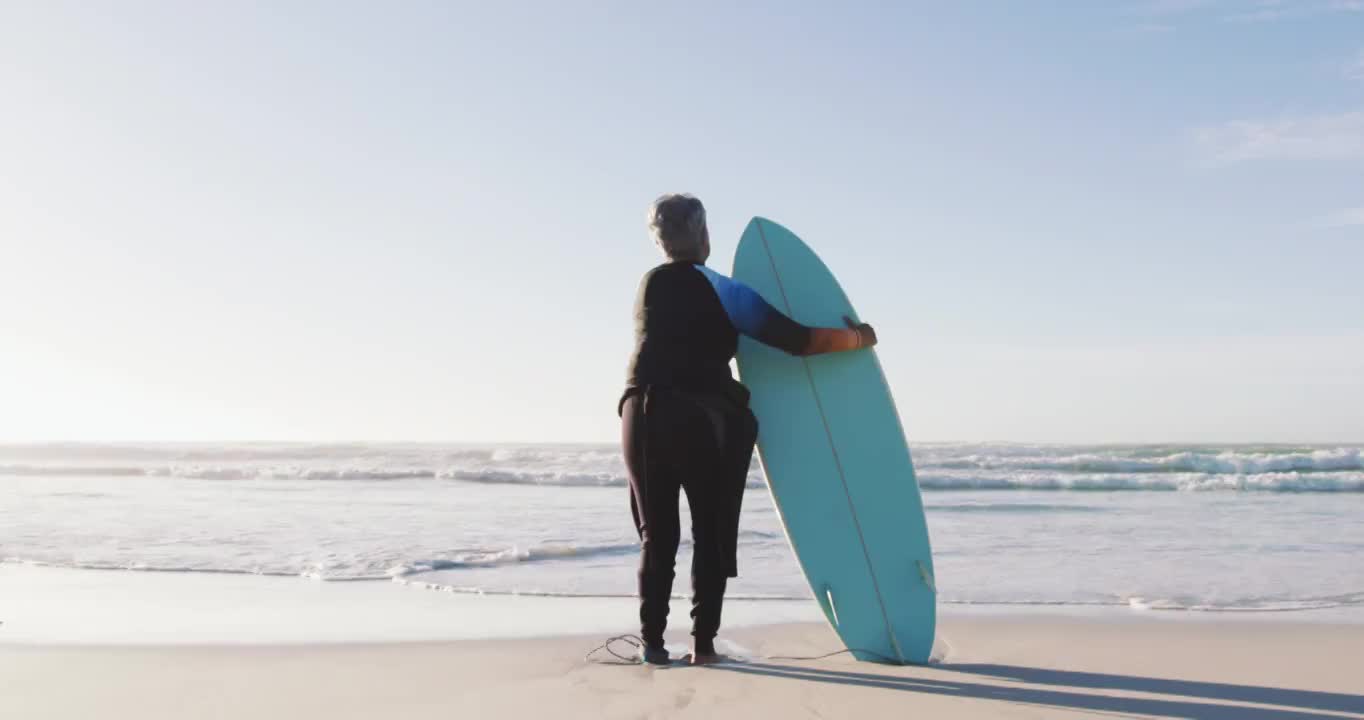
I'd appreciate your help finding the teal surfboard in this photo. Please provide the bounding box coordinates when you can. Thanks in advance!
[733,217,936,664]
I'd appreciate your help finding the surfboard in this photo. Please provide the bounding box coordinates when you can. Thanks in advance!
[732,216,936,664]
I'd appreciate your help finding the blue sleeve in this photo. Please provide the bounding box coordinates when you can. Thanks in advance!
[693,265,811,354]
[693,265,774,337]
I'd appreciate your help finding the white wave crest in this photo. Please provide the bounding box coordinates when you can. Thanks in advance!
[3,541,644,582]
[919,448,1363,475]
[4,443,1362,491]
[440,469,624,487]
[389,543,640,575]
[917,470,1364,492]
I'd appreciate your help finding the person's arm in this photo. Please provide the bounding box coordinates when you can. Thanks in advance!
[697,266,877,357]
[749,306,876,357]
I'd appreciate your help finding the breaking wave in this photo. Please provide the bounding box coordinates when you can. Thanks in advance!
[3,443,1362,491]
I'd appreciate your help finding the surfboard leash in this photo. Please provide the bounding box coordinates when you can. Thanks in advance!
[585,635,910,666]
[584,634,650,664]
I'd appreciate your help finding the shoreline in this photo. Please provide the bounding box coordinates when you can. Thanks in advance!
[4,563,1361,648]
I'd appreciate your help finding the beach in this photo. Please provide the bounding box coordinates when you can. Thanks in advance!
[8,622,1363,720]
[7,0,1364,714]
[3,564,1363,719]
[4,443,1363,717]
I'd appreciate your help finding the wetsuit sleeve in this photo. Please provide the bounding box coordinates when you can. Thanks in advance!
[692,265,864,356]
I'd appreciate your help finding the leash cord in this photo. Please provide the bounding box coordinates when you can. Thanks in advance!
[584,634,648,664]
[585,635,907,666]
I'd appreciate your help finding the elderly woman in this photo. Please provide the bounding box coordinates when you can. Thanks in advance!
[619,193,876,665]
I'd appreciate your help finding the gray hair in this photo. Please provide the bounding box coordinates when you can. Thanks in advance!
[647,193,707,259]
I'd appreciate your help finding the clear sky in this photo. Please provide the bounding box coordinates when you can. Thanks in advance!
[2,1,1361,444]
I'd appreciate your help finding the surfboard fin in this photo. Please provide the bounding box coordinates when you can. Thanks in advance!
[917,560,936,593]
[824,586,840,627]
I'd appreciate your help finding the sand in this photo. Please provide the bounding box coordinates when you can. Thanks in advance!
[3,564,1362,718]
[3,616,1362,719]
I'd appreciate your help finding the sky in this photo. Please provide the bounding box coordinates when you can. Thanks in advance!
[1,0,1362,444]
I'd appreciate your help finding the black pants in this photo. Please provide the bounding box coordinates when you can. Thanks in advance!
[620,388,757,652]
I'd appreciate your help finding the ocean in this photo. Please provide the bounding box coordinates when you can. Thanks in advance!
[3,442,1362,615]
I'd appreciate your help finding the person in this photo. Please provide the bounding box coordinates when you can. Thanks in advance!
[619,193,877,666]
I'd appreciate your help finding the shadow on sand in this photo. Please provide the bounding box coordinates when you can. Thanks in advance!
[715,661,1364,719]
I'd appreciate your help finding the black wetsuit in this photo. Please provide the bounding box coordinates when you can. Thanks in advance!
[620,261,810,653]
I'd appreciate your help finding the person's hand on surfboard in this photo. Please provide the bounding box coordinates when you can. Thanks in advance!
[844,316,877,349]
